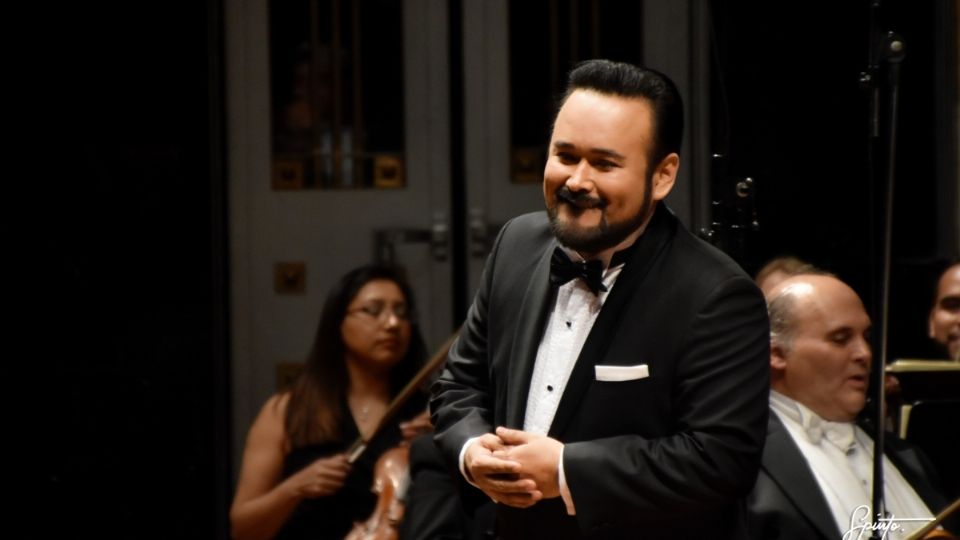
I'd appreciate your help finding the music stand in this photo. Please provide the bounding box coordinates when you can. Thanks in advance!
[886,359,960,498]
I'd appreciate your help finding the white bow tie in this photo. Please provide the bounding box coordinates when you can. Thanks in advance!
[804,416,856,453]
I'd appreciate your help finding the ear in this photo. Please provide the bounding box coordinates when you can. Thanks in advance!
[928,310,936,339]
[651,153,679,201]
[770,343,789,371]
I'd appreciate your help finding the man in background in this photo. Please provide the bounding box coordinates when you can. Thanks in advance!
[754,255,820,296]
[743,274,954,540]
[928,262,960,361]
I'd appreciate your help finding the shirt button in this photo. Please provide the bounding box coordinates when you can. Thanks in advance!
[547,385,554,392]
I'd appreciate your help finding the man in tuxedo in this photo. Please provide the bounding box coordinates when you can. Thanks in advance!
[430,59,771,539]
[743,274,955,540]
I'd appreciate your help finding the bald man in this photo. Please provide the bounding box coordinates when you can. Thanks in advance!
[753,256,820,296]
[742,275,955,540]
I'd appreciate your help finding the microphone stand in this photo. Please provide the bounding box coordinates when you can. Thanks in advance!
[861,1,905,538]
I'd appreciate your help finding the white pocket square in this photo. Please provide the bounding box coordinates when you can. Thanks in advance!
[594,364,649,382]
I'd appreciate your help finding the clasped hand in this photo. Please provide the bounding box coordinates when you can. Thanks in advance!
[463,427,563,508]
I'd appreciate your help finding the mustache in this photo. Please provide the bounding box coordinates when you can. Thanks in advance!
[556,186,606,208]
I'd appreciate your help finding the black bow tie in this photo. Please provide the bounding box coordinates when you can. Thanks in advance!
[549,247,607,295]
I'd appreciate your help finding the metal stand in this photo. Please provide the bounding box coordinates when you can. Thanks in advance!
[861,0,906,536]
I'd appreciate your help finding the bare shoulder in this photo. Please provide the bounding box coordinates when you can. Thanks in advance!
[233,392,293,507]
[248,392,291,445]
[264,392,291,418]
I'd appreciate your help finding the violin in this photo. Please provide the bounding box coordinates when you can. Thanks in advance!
[343,446,410,540]
[343,333,457,540]
[905,497,960,540]
[919,532,957,540]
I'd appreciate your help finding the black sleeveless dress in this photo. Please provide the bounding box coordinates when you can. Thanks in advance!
[275,396,426,540]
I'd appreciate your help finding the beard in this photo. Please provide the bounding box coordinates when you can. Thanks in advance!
[547,173,655,255]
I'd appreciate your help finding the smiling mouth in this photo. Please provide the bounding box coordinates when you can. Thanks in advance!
[557,197,604,215]
[556,187,604,210]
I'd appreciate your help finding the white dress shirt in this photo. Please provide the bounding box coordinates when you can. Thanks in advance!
[769,391,935,539]
[523,262,622,433]
[524,259,623,514]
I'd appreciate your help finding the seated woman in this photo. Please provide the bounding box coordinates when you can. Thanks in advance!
[231,265,432,540]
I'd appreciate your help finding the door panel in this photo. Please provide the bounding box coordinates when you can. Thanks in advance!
[227,0,451,473]
[462,0,544,295]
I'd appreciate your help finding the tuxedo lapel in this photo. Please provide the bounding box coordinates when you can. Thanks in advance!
[764,414,839,540]
[504,240,557,428]
[547,205,674,438]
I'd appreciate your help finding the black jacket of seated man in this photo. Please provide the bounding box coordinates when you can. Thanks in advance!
[742,413,959,540]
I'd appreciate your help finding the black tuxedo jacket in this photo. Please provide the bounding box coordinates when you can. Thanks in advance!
[742,413,957,540]
[430,204,771,539]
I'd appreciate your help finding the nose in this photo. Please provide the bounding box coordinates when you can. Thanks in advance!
[382,310,402,329]
[852,336,872,366]
[565,160,592,192]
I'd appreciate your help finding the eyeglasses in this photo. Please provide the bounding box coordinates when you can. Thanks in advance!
[347,301,412,322]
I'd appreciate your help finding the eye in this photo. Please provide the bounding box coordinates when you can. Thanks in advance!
[391,303,411,320]
[360,304,383,317]
[940,297,960,312]
[829,330,851,345]
[556,152,578,165]
[591,159,617,171]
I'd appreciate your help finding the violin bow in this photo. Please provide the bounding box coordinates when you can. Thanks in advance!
[346,330,459,464]
[904,498,960,540]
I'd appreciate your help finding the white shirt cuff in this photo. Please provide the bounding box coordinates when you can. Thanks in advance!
[458,436,483,489]
[558,446,576,515]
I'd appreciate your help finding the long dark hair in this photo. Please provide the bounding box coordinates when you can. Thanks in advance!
[284,265,427,448]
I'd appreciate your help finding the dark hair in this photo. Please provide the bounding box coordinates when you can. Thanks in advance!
[930,259,960,308]
[562,59,684,166]
[284,264,427,447]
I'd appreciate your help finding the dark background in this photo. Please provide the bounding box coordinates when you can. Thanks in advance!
[709,0,957,360]
[35,1,955,537]
[37,1,230,537]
